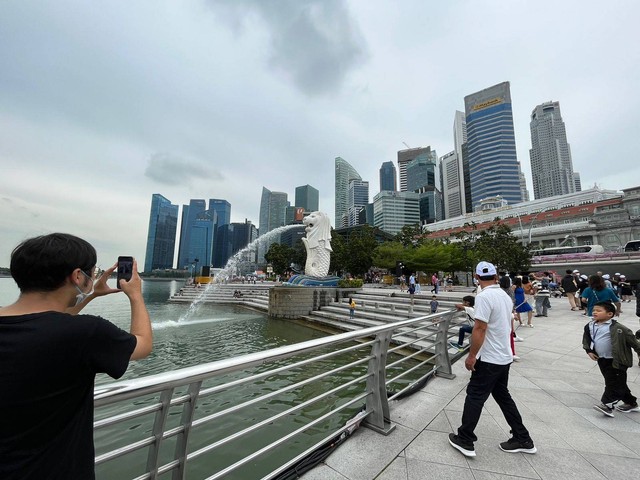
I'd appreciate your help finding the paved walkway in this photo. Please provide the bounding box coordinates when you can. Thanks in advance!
[302,294,640,480]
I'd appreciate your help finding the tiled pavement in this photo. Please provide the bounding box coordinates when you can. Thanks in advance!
[302,294,640,480]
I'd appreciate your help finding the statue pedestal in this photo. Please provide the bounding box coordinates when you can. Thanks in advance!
[285,274,340,286]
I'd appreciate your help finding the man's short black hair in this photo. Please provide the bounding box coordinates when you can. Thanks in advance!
[478,275,495,281]
[462,295,475,307]
[594,301,616,315]
[10,233,97,293]
[566,269,573,274]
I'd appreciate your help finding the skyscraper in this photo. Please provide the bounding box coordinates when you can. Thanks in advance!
[143,194,178,272]
[177,199,206,269]
[397,147,434,193]
[294,184,319,212]
[208,199,231,227]
[529,101,578,199]
[442,110,469,218]
[259,187,289,235]
[373,191,421,235]
[406,149,443,224]
[348,179,369,226]
[335,157,362,228]
[465,81,523,209]
[187,210,216,270]
[379,161,397,192]
[209,199,231,268]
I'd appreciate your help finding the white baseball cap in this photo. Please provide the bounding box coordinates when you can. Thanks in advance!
[602,274,610,279]
[572,269,579,273]
[580,274,588,280]
[476,261,497,276]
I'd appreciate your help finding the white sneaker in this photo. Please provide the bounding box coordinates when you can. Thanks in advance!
[514,336,524,342]
[512,355,520,362]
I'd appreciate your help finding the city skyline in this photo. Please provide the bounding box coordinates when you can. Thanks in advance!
[1,1,639,266]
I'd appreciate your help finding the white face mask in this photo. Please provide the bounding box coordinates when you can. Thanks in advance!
[75,270,95,306]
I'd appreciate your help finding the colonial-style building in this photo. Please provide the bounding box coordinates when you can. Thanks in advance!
[424,186,640,251]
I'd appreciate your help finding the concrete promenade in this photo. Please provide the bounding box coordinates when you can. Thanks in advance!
[302,293,640,480]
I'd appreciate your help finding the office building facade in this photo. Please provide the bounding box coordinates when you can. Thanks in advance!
[294,184,319,212]
[214,219,258,270]
[144,194,179,272]
[335,157,362,228]
[379,161,397,192]
[373,191,421,235]
[441,151,464,219]
[406,149,443,224]
[348,179,369,227]
[465,81,523,209]
[529,101,578,199]
[259,187,289,235]
[397,147,434,192]
[177,199,207,269]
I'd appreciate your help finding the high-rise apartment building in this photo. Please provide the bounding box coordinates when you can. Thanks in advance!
[397,147,433,192]
[529,101,578,199]
[348,179,369,227]
[143,194,179,272]
[465,81,523,209]
[294,184,319,212]
[335,157,362,228]
[379,161,397,192]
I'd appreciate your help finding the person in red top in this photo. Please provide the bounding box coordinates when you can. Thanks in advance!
[0,233,153,480]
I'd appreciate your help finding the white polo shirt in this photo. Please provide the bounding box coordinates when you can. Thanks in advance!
[474,284,514,365]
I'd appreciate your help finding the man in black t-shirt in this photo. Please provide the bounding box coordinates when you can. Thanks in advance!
[0,233,153,480]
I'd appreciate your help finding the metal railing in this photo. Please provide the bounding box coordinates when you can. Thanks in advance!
[94,310,460,480]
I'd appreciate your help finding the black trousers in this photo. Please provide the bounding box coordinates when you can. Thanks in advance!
[597,358,637,405]
[458,360,531,444]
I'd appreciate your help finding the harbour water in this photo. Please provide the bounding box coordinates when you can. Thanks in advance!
[0,277,328,385]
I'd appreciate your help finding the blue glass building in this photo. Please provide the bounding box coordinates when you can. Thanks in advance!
[177,199,206,269]
[379,161,397,192]
[143,194,178,272]
[464,82,523,209]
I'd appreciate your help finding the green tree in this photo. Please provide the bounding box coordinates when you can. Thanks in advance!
[469,224,531,273]
[395,224,425,247]
[405,240,452,273]
[264,243,294,275]
[372,241,407,270]
[343,225,379,276]
[328,229,347,275]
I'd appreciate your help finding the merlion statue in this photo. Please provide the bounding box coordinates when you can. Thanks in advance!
[302,211,332,277]
[286,211,340,286]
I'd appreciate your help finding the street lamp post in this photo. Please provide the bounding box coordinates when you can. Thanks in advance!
[527,206,553,245]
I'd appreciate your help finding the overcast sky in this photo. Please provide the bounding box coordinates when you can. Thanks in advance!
[1,0,639,268]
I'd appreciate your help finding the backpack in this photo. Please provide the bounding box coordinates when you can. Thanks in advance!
[499,275,511,289]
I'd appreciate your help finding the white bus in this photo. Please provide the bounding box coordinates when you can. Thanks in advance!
[531,245,605,258]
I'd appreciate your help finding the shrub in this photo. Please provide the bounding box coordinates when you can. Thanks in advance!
[338,279,363,288]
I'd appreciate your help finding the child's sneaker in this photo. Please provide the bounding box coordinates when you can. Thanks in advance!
[615,402,640,413]
[593,403,615,417]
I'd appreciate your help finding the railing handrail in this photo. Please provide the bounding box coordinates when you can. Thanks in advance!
[94,311,451,404]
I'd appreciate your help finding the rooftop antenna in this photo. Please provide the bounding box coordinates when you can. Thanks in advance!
[402,142,411,149]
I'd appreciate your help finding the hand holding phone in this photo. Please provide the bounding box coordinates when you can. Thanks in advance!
[117,256,134,289]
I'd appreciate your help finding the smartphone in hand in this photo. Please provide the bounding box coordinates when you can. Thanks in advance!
[117,256,134,289]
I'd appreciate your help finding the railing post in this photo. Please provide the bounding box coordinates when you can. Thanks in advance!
[172,381,202,480]
[434,312,456,379]
[363,330,396,435]
[146,388,175,479]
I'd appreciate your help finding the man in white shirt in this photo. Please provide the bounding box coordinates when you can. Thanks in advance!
[449,261,536,458]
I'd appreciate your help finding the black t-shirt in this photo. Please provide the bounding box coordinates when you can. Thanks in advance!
[0,311,136,480]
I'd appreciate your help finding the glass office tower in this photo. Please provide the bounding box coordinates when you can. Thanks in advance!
[464,81,523,209]
[143,194,178,272]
